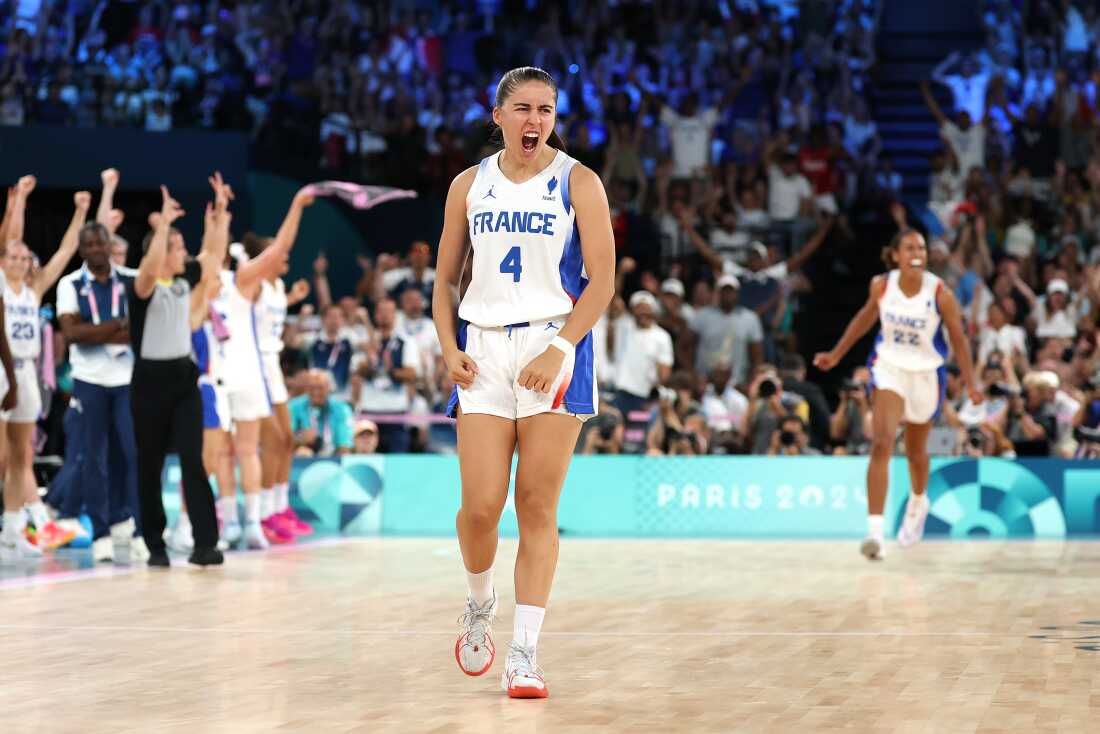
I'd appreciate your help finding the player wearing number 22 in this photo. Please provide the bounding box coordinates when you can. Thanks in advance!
[432,67,615,700]
[814,229,981,561]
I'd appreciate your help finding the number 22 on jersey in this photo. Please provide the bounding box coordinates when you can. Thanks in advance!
[499,246,522,283]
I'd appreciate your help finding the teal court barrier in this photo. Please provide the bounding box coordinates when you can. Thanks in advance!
[162,456,1100,539]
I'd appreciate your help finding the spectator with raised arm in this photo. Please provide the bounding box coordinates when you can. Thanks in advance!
[922,79,987,180]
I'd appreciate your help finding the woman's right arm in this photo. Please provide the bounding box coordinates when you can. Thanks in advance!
[813,275,884,371]
[431,166,478,390]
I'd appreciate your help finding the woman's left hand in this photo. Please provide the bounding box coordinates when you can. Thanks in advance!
[517,347,565,394]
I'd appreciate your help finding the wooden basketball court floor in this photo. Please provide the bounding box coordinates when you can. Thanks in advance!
[2,537,1099,733]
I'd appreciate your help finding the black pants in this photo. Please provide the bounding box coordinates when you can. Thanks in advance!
[130,359,218,551]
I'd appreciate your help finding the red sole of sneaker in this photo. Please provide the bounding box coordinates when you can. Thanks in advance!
[507,686,549,699]
[454,638,494,677]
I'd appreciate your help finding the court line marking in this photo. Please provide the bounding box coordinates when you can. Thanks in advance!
[0,536,360,592]
[0,625,1004,638]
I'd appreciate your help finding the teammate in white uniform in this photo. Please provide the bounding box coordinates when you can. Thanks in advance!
[433,67,614,699]
[815,229,981,560]
[250,236,312,538]
[219,189,314,549]
[0,190,87,561]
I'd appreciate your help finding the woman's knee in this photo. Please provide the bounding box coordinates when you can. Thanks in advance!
[514,492,557,530]
[459,502,504,534]
[869,436,894,460]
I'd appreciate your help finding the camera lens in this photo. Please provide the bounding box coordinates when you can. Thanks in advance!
[780,430,798,446]
[759,379,777,398]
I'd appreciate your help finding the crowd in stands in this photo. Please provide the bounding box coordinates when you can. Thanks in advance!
[6,0,1100,462]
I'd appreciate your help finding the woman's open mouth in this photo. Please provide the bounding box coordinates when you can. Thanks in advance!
[910,258,924,268]
[522,131,539,151]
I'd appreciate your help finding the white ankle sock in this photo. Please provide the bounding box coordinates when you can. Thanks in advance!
[275,483,290,513]
[2,510,23,539]
[466,567,494,606]
[910,490,929,507]
[513,604,545,654]
[26,500,49,529]
[244,493,261,524]
[868,514,884,539]
[219,496,239,524]
[260,489,275,519]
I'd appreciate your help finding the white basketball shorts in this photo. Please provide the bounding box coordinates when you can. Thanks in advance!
[447,317,597,422]
[261,351,289,405]
[0,360,41,424]
[870,360,946,425]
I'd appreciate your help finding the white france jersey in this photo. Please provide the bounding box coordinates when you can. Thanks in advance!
[215,270,266,391]
[4,282,40,359]
[257,278,287,355]
[872,270,948,372]
[460,149,585,327]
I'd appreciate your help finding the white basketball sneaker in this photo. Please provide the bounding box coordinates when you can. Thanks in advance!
[860,535,885,561]
[455,594,496,676]
[167,520,194,554]
[897,494,931,548]
[0,531,43,562]
[92,536,113,563]
[501,642,548,699]
[244,521,269,550]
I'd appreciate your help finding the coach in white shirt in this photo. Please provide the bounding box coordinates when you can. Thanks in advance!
[612,291,674,420]
[56,223,140,557]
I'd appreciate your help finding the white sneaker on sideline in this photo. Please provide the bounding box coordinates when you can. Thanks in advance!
[110,519,134,565]
[244,522,269,550]
[92,536,113,563]
[897,495,931,548]
[0,532,43,562]
[455,594,496,676]
[860,535,885,561]
[167,521,194,554]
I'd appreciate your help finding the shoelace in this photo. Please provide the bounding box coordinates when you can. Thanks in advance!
[505,642,543,682]
[457,597,495,646]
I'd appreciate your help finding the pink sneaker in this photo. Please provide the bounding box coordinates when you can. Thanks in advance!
[281,507,314,536]
[261,516,295,544]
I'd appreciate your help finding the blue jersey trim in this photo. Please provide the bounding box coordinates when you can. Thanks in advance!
[562,332,596,415]
[558,220,586,303]
[560,159,575,214]
[445,320,468,419]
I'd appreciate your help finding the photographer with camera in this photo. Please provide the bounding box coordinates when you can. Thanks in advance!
[829,368,872,455]
[646,372,708,456]
[579,399,625,455]
[768,414,820,456]
[745,366,808,454]
[1001,371,1059,456]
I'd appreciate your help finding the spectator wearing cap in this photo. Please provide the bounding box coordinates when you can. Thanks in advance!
[353,419,380,455]
[612,290,674,420]
[1029,278,1077,340]
[690,274,763,390]
[657,278,696,369]
[289,369,354,457]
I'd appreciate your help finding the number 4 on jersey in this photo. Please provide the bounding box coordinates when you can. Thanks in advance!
[499,246,522,283]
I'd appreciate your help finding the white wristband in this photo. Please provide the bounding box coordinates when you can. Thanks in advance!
[549,336,575,357]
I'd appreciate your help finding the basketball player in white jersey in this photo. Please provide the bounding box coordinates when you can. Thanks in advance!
[218,189,314,549]
[814,230,981,560]
[245,232,312,538]
[433,67,614,698]
[0,191,88,560]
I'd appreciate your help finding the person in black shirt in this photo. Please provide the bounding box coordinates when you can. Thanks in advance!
[129,178,230,567]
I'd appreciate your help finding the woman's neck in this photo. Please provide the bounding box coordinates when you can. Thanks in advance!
[499,147,556,183]
[5,277,23,294]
